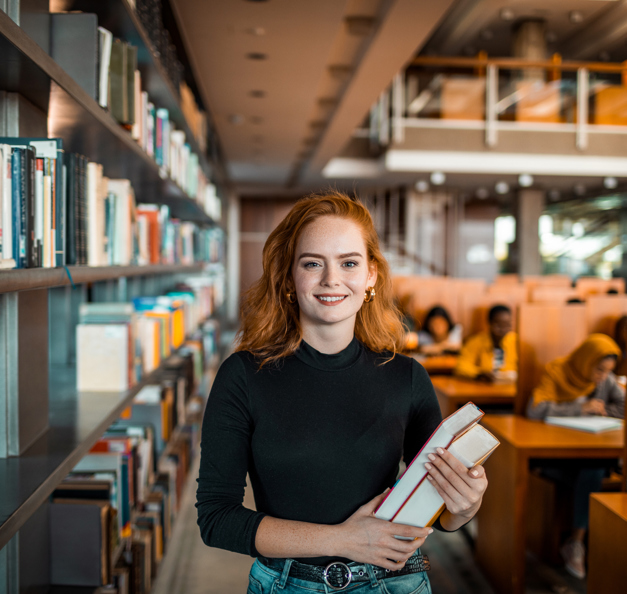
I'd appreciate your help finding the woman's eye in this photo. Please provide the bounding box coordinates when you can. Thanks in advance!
[304,261,321,268]
[343,261,358,268]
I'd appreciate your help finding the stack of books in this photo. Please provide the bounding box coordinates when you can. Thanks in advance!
[375,403,499,529]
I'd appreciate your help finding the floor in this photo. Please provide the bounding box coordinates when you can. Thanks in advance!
[152,456,588,594]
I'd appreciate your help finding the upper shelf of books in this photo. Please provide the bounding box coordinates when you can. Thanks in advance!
[0,7,223,225]
[50,0,224,184]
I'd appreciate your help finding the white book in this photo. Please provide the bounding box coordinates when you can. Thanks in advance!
[76,323,130,392]
[392,424,499,529]
[375,402,484,522]
[34,158,44,266]
[87,163,106,266]
[98,27,113,109]
[0,144,12,261]
[132,70,142,141]
[43,163,52,267]
[107,179,133,266]
[545,416,623,433]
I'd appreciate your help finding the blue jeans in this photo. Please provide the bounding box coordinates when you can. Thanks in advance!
[247,555,432,594]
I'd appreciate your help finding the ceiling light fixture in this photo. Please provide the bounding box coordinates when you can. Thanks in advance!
[415,180,429,192]
[495,181,509,194]
[430,171,446,185]
[500,8,515,21]
[518,173,533,187]
[604,176,618,189]
[476,187,490,199]
[247,27,266,36]
[569,10,584,24]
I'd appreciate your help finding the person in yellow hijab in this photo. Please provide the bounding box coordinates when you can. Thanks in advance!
[527,333,625,420]
[526,333,625,580]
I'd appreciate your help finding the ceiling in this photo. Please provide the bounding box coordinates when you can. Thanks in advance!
[170,0,627,196]
[169,0,456,193]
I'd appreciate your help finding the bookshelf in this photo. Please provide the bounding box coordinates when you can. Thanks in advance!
[0,1,228,591]
[0,9,217,224]
[0,263,205,294]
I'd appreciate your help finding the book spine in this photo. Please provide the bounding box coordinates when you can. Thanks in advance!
[2,149,12,261]
[35,158,44,267]
[26,148,36,268]
[55,152,65,267]
[11,150,23,268]
[65,153,77,266]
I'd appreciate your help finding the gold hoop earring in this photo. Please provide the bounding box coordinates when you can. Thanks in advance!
[364,287,376,303]
[286,292,297,304]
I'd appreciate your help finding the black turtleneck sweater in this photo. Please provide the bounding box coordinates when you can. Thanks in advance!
[196,338,443,565]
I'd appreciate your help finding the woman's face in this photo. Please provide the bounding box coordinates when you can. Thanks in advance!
[428,315,449,341]
[291,215,377,334]
[590,357,616,385]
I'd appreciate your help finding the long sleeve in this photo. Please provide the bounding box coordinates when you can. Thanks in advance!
[526,372,584,419]
[196,354,266,556]
[601,375,625,419]
[454,334,485,379]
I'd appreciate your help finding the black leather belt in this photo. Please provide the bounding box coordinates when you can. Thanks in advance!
[258,554,430,591]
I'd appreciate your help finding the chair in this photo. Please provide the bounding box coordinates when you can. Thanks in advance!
[530,286,579,304]
[585,295,627,337]
[576,277,625,299]
[516,302,587,415]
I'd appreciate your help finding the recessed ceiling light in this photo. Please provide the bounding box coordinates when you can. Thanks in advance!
[495,181,509,194]
[249,90,266,98]
[569,10,584,24]
[476,187,490,199]
[415,180,429,192]
[500,8,515,21]
[430,171,446,185]
[604,176,618,189]
[247,27,266,36]
[518,173,533,187]
[247,52,267,60]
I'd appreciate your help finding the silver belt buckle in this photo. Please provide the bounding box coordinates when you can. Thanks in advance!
[323,562,352,591]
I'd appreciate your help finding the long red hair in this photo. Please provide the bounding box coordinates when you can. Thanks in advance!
[236,192,405,366]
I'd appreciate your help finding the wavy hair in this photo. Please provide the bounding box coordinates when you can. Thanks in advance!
[235,192,405,366]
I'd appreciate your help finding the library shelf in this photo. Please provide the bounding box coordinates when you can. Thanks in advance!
[0,10,214,225]
[0,263,206,294]
[0,341,211,550]
[51,0,222,184]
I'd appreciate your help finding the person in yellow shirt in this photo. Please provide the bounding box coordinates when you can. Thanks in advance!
[454,304,517,382]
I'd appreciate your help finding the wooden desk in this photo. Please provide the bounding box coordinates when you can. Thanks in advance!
[588,493,627,593]
[411,354,458,376]
[476,415,623,594]
[430,376,516,417]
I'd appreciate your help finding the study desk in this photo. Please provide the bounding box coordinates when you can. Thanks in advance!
[588,492,627,593]
[429,376,516,417]
[475,415,624,594]
[411,354,458,375]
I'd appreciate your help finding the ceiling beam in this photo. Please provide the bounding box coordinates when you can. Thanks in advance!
[304,0,457,182]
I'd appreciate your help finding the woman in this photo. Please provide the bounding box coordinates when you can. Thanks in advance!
[418,306,462,356]
[526,334,625,579]
[196,193,488,593]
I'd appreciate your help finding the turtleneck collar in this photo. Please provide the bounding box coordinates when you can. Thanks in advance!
[294,336,362,371]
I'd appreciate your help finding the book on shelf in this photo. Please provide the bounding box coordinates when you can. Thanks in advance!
[544,416,624,433]
[375,402,499,528]
[50,499,113,587]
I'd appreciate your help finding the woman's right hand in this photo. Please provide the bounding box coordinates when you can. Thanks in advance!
[582,398,607,416]
[334,491,433,570]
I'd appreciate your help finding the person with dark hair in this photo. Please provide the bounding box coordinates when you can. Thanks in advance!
[526,334,625,579]
[196,192,489,594]
[417,305,463,355]
[454,304,517,382]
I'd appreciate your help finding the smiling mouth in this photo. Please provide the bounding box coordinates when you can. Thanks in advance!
[315,295,348,303]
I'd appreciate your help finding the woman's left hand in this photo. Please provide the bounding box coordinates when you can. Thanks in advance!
[424,447,488,530]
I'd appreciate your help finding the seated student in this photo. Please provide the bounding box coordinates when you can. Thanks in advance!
[417,305,462,355]
[526,334,625,579]
[454,304,517,382]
